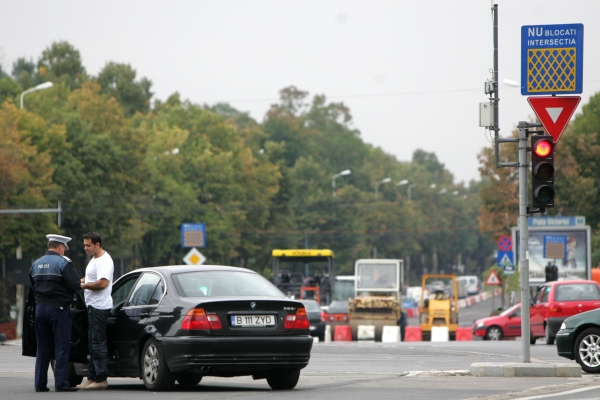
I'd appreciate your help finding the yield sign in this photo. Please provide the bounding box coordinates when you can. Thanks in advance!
[528,96,581,143]
[485,270,502,286]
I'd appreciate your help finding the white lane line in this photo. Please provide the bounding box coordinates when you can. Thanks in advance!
[513,384,600,400]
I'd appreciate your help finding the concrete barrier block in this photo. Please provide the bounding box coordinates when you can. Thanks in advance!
[357,325,375,341]
[382,325,400,342]
[324,325,332,343]
[513,363,555,377]
[404,326,422,342]
[431,326,449,342]
[456,327,472,341]
[334,325,352,341]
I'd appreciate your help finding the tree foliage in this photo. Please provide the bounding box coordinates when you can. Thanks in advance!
[1,41,497,282]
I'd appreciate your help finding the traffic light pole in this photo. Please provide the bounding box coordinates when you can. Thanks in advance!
[518,122,531,363]
[517,121,542,363]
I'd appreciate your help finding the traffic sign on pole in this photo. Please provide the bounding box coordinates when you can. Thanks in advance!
[521,24,584,96]
[497,236,513,252]
[485,270,502,286]
[527,96,581,143]
[183,248,206,265]
[497,251,515,275]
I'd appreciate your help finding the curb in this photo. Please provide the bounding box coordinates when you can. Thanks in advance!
[470,362,582,378]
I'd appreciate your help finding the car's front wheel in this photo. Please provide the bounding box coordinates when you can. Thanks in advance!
[266,368,301,390]
[485,326,503,341]
[141,338,175,391]
[545,325,556,345]
[575,328,600,373]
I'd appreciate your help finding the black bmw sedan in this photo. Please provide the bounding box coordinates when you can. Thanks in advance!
[23,265,314,391]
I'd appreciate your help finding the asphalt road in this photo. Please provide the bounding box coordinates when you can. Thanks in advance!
[3,294,597,399]
[3,337,600,400]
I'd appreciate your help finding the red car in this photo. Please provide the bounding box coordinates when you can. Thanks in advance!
[472,303,522,340]
[530,280,600,345]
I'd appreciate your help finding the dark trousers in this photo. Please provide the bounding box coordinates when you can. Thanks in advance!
[87,307,110,382]
[34,304,72,389]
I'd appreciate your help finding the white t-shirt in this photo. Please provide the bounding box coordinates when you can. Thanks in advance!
[84,251,114,310]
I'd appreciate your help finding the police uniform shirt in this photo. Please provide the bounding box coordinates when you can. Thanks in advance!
[30,251,81,307]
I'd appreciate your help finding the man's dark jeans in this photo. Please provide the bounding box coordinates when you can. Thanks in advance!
[87,307,110,383]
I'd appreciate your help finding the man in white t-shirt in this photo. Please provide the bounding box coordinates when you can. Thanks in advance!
[77,232,113,391]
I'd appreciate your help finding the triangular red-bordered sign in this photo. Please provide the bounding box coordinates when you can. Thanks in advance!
[485,270,501,286]
[527,96,581,143]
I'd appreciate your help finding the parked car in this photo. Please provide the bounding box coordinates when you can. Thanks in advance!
[23,265,314,391]
[530,280,600,345]
[323,300,349,324]
[457,276,480,296]
[556,308,600,372]
[299,299,326,342]
[472,303,522,340]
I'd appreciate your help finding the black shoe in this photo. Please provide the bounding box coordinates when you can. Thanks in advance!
[55,387,78,392]
[35,387,50,392]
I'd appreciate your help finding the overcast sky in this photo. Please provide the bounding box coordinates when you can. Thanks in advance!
[1,0,599,184]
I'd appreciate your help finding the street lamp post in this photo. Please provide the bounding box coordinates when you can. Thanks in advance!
[332,169,351,197]
[375,177,391,198]
[20,81,53,109]
[407,184,416,201]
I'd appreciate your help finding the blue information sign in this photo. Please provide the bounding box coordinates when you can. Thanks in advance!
[521,24,584,95]
[497,251,515,275]
[181,223,206,248]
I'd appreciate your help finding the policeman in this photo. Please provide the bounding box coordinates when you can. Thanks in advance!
[29,234,81,392]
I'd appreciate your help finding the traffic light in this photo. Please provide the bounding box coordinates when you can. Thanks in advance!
[531,135,555,209]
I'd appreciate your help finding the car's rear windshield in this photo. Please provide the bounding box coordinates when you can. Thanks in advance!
[300,300,320,312]
[172,271,285,298]
[555,283,600,301]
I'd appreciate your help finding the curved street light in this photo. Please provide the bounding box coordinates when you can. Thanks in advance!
[407,184,417,201]
[20,81,54,109]
[332,169,351,197]
[397,179,409,186]
[375,177,391,198]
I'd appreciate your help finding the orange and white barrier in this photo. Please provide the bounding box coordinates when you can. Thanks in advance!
[456,327,472,341]
[404,326,422,342]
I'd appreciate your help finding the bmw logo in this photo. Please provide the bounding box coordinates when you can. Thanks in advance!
[250,302,256,309]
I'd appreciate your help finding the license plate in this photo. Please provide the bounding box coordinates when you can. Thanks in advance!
[231,315,275,327]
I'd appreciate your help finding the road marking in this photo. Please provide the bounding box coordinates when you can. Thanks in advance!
[513,384,600,400]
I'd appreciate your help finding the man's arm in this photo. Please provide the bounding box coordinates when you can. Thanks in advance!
[81,279,109,291]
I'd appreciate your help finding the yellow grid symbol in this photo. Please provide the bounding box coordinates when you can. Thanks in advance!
[545,243,565,259]
[527,48,576,92]
[184,231,205,247]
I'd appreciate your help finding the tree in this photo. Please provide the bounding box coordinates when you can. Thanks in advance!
[96,62,153,116]
[37,41,87,89]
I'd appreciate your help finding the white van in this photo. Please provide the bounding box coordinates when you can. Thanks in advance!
[457,276,480,296]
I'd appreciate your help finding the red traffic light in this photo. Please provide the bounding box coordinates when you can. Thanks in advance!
[533,139,552,157]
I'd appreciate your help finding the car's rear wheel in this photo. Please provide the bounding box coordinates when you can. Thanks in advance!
[141,338,174,391]
[575,327,600,373]
[545,325,555,345]
[176,373,202,386]
[266,368,301,390]
[530,332,536,345]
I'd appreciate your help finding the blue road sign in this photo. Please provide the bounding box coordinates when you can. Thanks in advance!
[181,223,206,248]
[498,251,515,275]
[521,24,584,95]
[497,251,514,267]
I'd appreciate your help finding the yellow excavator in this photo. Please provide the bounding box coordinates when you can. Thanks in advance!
[419,274,459,341]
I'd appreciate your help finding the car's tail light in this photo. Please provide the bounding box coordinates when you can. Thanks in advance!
[284,307,310,329]
[320,311,327,322]
[207,314,222,330]
[549,304,562,313]
[182,308,222,330]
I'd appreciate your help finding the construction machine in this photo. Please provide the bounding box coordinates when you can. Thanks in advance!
[348,259,404,341]
[419,274,459,341]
